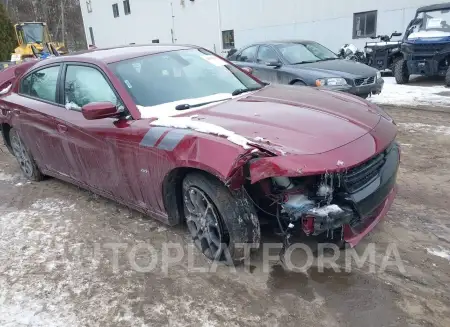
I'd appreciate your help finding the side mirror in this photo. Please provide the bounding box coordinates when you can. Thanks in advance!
[241,67,253,74]
[266,60,281,67]
[392,32,402,37]
[81,102,118,120]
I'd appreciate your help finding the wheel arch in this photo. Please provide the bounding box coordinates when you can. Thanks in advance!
[289,78,307,85]
[162,166,229,226]
[1,123,13,154]
[388,52,403,66]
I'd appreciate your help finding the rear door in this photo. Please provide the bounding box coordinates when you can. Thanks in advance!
[10,63,74,176]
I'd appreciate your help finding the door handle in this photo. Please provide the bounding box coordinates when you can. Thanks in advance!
[12,109,20,115]
[57,124,68,133]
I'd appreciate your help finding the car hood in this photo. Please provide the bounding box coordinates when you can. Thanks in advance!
[174,85,382,155]
[291,59,378,78]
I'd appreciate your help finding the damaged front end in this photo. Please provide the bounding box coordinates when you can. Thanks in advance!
[240,141,400,248]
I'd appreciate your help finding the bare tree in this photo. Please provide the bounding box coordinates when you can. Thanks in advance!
[4,0,86,51]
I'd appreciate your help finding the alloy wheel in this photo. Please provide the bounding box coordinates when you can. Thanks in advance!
[184,186,225,260]
[10,132,33,178]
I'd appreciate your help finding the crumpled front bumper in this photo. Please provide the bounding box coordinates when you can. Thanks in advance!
[344,184,397,247]
[297,141,400,246]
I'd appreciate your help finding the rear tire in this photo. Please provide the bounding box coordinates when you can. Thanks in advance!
[9,128,43,181]
[445,67,450,87]
[182,172,260,265]
[394,59,410,84]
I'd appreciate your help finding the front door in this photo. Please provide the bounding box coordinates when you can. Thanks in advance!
[55,63,161,213]
[253,45,282,84]
[232,45,259,74]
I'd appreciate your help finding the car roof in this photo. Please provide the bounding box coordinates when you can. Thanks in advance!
[417,2,450,13]
[41,44,196,65]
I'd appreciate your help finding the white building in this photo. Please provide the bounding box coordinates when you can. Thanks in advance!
[80,0,445,55]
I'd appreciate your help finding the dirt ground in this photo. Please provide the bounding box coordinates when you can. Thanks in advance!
[0,106,449,327]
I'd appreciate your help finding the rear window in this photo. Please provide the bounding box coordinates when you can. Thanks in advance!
[20,65,60,103]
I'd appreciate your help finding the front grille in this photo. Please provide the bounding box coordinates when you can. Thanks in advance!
[344,143,393,192]
[354,76,375,86]
[403,43,449,59]
[411,43,446,53]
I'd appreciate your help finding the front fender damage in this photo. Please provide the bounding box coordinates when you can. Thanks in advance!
[151,115,393,253]
[227,148,362,253]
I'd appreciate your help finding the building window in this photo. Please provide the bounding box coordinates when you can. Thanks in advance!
[123,0,131,15]
[353,11,377,38]
[86,0,92,13]
[89,27,95,46]
[112,3,119,18]
[222,30,235,50]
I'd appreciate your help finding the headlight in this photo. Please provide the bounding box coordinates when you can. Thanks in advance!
[376,71,381,79]
[315,77,347,87]
[365,48,373,53]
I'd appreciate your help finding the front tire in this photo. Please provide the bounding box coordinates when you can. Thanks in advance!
[182,172,260,264]
[9,128,43,181]
[390,56,401,75]
[394,59,410,84]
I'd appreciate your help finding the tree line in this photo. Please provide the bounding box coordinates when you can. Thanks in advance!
[2,0,87,52]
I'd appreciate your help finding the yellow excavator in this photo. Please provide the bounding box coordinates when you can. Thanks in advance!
[10,22,67,62]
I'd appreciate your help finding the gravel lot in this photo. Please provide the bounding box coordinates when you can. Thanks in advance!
[0,106,449,327]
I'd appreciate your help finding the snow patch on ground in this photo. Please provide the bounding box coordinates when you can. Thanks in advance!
[0,172,18,182]
[398,123,450,136]
[426,247,450,261]
[370,77,450,107]
[150,115,252,149]
[0,292,79,327]
[0,198,80,326]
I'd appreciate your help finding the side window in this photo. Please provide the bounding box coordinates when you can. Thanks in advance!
[236,46,258,63]
[256,46,279,63]
[20,65,60,102]
[64,65,118,110]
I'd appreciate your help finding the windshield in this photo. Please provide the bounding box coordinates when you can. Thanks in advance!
[276,42,338,64]
[415,9,450,32]
[109,48,262,107]
[18,24,45,44]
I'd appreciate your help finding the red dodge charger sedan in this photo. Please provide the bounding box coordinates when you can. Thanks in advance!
[0,45,399,263]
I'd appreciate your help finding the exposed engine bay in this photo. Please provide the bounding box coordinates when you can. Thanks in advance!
[242,141,399,251]
[246,174,353,246]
